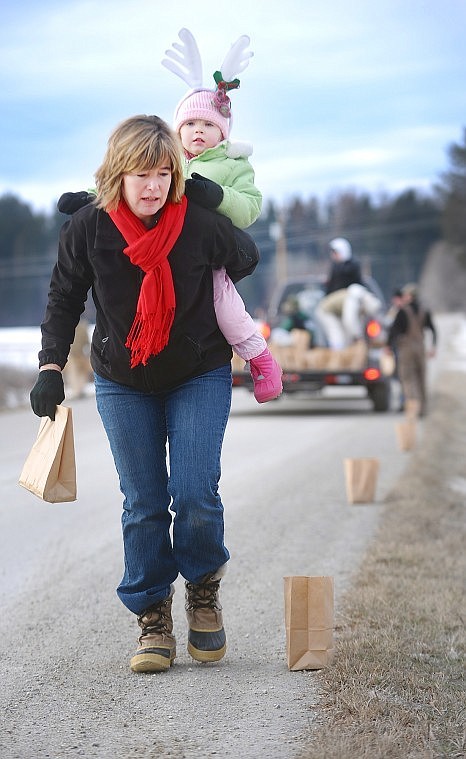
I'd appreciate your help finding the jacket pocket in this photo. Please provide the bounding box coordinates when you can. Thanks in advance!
[184,334,205,361]
[91,331,111,367]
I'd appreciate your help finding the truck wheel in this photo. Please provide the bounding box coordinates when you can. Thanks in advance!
[368,380,391,412]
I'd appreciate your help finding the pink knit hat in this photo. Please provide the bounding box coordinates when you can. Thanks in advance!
[174,88,231,140]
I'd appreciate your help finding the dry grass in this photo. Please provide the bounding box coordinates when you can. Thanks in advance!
[301,371,466,759]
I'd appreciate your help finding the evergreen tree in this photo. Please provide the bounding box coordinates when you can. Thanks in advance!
[0,195,63,326]
[437,127,466,260]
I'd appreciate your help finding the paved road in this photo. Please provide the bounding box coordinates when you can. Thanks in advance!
[0,314,463,758]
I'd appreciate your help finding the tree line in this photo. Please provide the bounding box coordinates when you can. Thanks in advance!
[1,128,465,327]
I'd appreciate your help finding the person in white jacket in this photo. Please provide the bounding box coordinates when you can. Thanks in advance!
[316,238,382,348]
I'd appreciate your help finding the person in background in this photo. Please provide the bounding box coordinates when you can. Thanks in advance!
[384,287,405,410]
[324,237,363,295]
[279,296,309,331]
[387,282,437,416]
[30,114,260,674]
[270,295,311,347]
[316,238,381,348]
[385,287,404,326]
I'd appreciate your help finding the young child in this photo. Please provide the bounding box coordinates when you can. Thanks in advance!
[162,30,281,403]
[174,97,282,402]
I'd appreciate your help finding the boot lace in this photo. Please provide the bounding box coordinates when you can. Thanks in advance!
[138,599,171,638]
[185,578,221,611]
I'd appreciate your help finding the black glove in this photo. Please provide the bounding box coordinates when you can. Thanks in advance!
[184,173,224,209]
[57,191,94,215]
[30,370,65,421]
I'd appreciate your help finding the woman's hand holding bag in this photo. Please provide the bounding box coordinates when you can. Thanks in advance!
[30,369,65,421]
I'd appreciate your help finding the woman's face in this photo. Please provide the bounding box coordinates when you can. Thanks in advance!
[122,164,172,226]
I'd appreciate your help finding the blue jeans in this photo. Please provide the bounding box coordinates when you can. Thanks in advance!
[94,366,232,615]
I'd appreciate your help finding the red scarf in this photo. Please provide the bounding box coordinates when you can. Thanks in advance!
[109,196,187,367]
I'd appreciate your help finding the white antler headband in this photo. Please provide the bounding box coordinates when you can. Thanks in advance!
[161,28,253,95]
[219,35,253,81]
[161,28,203,89]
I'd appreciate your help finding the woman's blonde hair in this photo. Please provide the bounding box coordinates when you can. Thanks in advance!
[94,115,185,211]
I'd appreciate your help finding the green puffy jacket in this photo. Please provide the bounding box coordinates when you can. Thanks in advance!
[184,141,262,229]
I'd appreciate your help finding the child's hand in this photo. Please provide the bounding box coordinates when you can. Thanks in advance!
[185,173,224,209]
[57,191,95,215]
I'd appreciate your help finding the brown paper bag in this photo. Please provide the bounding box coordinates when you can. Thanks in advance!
[379,350,396,376]
[404,399,421,419]
[344,458,379,503]
[19,406,77,502]
[284,575,334,670]
[396,419,416,451]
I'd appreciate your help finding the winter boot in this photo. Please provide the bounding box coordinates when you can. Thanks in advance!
[249,348,283,403]
[130,593,176,673]
[185,574,226,663]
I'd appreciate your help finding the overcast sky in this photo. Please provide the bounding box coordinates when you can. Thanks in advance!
[1,0,465,214]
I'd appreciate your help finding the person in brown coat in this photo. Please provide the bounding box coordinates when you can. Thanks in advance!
[387,283,436,416]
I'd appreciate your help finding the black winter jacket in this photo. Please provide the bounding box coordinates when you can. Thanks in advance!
[39,200,259,394]
[325,258,363,295]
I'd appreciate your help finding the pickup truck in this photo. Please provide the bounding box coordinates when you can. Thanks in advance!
[232,276,393,412]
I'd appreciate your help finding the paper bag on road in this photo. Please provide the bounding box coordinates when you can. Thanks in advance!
[284,575,334,670]
[19,405,77,503]
[404,399,421,419]
[396,419,417,451]
[344,458,379,503]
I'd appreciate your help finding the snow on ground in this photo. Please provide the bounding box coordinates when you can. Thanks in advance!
[0,327,42,369]
[447,316,466,371]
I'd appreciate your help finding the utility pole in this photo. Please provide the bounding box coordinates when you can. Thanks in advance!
[269,211,288,286]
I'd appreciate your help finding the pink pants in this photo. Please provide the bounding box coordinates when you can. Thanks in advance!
[213,268,266,361]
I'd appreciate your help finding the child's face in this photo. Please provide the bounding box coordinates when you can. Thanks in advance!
[179,119,223,155]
